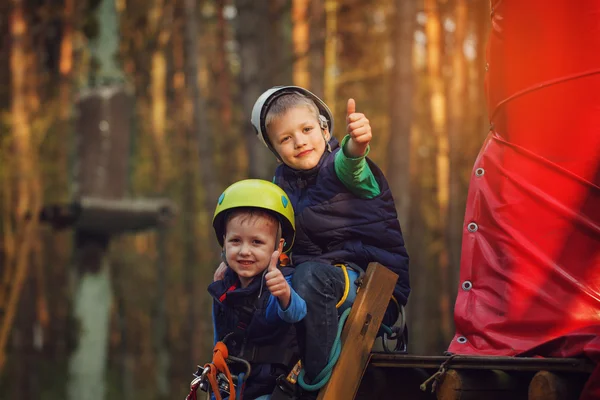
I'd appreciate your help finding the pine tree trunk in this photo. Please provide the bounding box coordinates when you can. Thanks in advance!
[387,0,416,232]
[1,0,43,375]
[309,0,325,97]
[149,2,171,395]
[293,0,310,88]
[184,0,220,365]
[67,0,128,398]
[447,0,468,312]
[425,0,452,345]
[235,0,274,179]
[324,0,338,115]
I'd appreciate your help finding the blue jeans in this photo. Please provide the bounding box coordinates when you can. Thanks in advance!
[292,261,358,382]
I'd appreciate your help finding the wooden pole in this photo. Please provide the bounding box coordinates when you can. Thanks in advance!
[528,371,587,400]
[437,369,530,400]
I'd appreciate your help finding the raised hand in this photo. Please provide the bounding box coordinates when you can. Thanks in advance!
[214,261,228,281]
[264,250,291,308]
[345,98,372,157]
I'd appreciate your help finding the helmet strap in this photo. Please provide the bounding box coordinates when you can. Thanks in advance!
[221,248,231,268]
[318,115,332,152]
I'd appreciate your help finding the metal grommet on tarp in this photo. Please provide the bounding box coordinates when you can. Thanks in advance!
[467,222,478,232]
[475,168,485,177]
[457,336,468,344]
[462,281,472,291]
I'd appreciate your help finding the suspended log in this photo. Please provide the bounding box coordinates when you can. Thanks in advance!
[39,197,176,234]
[436,369,530,400]
[528,370,587,400]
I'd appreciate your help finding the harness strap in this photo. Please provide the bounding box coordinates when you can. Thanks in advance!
[213,342,236,400]
[204,364,223,400]
[238,341,298,366]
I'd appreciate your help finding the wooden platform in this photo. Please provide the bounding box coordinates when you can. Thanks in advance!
[353,353,594,400]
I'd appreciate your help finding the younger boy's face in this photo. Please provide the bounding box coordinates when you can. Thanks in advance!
[223,213,283,288]
[267,106,330,170]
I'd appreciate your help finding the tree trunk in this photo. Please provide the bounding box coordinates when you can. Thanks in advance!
[235,0,274,179]
[309,0,325,97]
[215,0,235,182]
[293,0,310,88]
[387,0,416,231]
[67,0,129,397]
[149,2,172,394]
[184,0,220,365]
[447,0,468,311]
[0,0,43,374]
[324,0,338,116]
[68,255,112,400]
[425,0,452,344]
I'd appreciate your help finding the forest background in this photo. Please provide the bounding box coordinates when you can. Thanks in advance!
[0,0,491,398]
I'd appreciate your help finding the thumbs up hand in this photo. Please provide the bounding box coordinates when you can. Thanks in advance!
[345,98,372,157]
[265,251,291,308]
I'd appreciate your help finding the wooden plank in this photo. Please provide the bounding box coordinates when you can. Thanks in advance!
[317,263,398,400]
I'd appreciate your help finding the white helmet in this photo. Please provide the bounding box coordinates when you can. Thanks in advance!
[251,86,334,151]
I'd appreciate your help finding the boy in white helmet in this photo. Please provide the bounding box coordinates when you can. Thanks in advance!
[218,86,410,391]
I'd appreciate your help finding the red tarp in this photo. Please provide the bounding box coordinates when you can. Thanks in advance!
[448,1,600,399]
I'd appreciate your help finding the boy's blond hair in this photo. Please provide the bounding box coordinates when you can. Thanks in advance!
[265,93,320,134]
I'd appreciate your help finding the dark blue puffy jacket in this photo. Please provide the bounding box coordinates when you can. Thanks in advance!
[208,267,300,399]
[274,137,410,305]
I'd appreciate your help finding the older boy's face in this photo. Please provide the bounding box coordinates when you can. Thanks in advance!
[267,106,330,170]
[224,214,282,288]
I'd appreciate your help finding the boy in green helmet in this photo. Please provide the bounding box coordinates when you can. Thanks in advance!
[208,179,306,399]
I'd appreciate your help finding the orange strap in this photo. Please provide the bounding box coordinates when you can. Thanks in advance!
[204,364,223,400]
[213,342,237,400]
[186,342,237,400]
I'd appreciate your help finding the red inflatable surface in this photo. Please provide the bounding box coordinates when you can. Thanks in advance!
[448,1,600,398]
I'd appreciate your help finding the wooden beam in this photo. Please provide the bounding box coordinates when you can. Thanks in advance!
[40,197,176,234]
[369,354,595,373]
[436,369,530,400]
[317,263,398,400]
[528,370,587,400]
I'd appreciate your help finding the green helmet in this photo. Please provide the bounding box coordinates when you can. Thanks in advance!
[213,179,295,252]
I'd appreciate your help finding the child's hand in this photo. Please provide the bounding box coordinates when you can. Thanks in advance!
[214,262,228,281]
[265,250,291,309]
[345,98,372,157]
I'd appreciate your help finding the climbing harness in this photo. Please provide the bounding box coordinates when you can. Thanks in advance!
[185,341,251,400]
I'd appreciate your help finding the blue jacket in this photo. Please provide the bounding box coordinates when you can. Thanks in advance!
[274,137,410,305]
[208,267,306,399]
